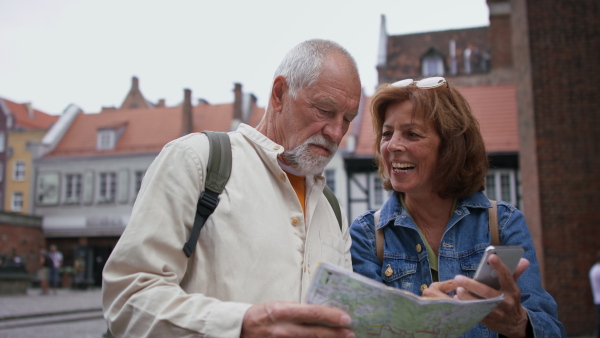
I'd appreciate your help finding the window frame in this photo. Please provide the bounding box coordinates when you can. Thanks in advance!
[13,161,26,181]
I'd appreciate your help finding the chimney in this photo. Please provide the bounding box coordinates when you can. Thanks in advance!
[486,0,513,69]
[449,40,457,75]
[24,102,34,118]
[231,83,243,130]
[182,89,193,135]
[157,99,165,107]
[132,76,139,89]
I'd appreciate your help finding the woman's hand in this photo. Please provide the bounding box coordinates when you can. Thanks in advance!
[454,255,531,337]
[422,255,532,337]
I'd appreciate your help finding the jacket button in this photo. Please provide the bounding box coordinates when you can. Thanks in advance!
[416,244,422,253]
[385,266,393,276]
[420,284,428,292]
[274,145,281,150]
[279,173,286,181]
[291,217,300,226]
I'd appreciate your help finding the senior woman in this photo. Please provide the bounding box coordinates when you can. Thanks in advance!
[349,77,565,337]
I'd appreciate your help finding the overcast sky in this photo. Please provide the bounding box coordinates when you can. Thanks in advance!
[0,0,489,115]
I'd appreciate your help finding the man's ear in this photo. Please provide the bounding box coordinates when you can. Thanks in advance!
[271,76,286,112]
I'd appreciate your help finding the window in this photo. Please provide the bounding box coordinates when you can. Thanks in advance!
[325,169,336,194]
[0,161,3,182]
[65,174,82,203]
[97,129,116,150]
[422,55,444,76]
[0,132,5,152]
[11,192,23,212]
[135,170,145,194]
[99,172,117,203]
[13,161,25,181]
[485,169,518,207]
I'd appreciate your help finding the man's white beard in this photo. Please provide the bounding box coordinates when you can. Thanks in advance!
[281,134,338,176]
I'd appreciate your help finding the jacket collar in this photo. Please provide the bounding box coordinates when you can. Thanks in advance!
[377,191,491,230]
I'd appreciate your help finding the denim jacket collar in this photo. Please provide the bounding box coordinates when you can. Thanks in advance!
[377,191,492,231]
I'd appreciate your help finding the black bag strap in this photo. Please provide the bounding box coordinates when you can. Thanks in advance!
[182,131,232,258]
[323,185,343,232]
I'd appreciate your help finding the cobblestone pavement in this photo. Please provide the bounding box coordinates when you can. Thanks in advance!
[0,287,106,338]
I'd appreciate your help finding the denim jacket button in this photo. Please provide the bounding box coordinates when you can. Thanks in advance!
[420,284,428,292]
[385,265,393,277]
[416,244,422,253]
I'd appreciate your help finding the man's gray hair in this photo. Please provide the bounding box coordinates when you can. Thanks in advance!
[273,39,358,98]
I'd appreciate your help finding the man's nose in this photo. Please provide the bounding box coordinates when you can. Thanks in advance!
[323,118,345,144]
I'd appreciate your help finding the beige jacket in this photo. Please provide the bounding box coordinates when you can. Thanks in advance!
[102,124,352,337]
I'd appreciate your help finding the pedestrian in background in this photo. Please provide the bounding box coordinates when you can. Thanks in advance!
[590,250,600,338]
[47,244,63,294]
[38,247,52,295]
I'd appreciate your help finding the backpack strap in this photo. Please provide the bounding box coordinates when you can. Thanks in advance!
[322,185,343,232]
[489,199,500,246]
[374,210,383,263]
[182,131,232,258]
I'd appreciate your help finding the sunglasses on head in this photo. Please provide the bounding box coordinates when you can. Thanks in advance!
[391,76,447,89]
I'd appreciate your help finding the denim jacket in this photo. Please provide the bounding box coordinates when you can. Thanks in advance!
[350,191,566,337]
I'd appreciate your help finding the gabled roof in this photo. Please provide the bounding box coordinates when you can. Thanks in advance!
[354,85,518,156]
[44,102,253,158]
[0,98,58,130]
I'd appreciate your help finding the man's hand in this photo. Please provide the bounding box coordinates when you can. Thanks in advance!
[241,301,355,338]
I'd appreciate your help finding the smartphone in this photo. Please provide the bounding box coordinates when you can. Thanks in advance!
[473,245,524,290]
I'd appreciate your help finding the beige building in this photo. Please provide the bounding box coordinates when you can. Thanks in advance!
[0,98,58,214]
[5,129,49,213]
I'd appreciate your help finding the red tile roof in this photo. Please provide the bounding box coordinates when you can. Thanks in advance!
[2,98,58,130]
[458,85,519,153]
[45,103,254,158]
[354,85,518,156]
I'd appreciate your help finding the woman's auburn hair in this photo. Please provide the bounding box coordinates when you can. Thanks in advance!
[371,82,489,199]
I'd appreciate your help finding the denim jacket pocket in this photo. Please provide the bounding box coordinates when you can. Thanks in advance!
[380,257,417,289]
[458,251,483,279]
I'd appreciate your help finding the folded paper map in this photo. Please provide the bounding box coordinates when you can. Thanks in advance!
[305,262,503,337]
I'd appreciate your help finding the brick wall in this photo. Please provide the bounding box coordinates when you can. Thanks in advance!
[512,0,600,335]
[0,223,44,275]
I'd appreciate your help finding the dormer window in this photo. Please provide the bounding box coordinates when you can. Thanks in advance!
[420,47,446,77]
[97,122,127,151]
[97,129,116,150]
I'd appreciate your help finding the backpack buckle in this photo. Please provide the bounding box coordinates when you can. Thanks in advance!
[196,190,219,216]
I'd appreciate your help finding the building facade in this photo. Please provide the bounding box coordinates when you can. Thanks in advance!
[511,0,600,334]
[31,78,265,286]
[344,0,520,222]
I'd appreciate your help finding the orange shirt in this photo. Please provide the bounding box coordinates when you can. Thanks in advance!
[285,170,306,215]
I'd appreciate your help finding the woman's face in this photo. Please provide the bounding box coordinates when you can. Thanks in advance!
[380,100,441,198]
